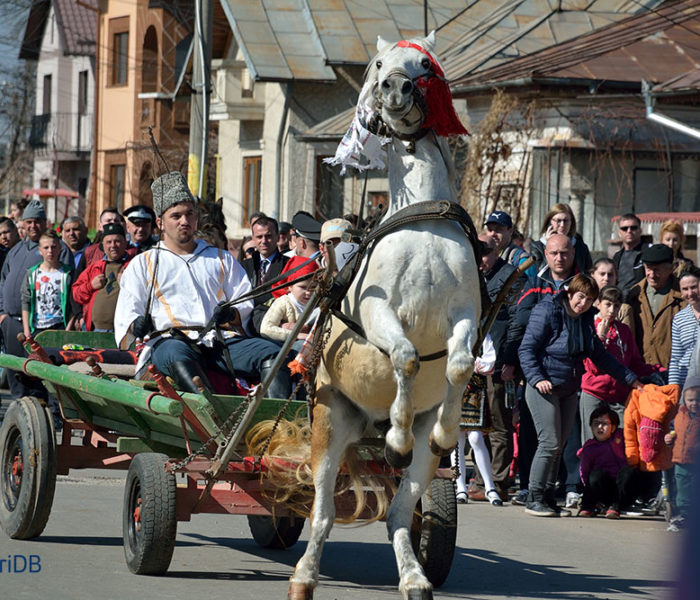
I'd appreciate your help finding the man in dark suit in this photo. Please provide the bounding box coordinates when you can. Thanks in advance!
[242,216,289,335]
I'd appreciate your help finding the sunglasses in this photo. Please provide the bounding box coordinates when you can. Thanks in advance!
[619,226,639,232]
[244,248,255,256]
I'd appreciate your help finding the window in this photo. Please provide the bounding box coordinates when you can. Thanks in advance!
[243,156,261,226]
[78,70,88,115]
[109,17,130,87]
[40,178,49,189]
[110,164,125,211]
[315,157,344,220]
[42,74,52,115]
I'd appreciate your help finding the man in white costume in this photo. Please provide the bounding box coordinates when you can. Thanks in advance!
[114,171,292,397]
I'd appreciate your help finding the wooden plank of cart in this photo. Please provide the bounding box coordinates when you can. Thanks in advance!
[0,329,456,586]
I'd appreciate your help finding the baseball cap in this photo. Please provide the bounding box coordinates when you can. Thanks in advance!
[484,211,513,228]
[321,218,352,244]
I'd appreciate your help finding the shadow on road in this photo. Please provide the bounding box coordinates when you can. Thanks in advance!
[169,533,671,598]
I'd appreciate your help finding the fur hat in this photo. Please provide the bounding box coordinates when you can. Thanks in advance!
[102,223,126,238]
[22,198,46,220]
[151,172,195,217]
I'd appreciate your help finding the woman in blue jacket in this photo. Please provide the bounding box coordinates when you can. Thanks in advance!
[518,274,643,517]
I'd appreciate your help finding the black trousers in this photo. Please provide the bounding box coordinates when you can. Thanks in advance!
[581,466,636,510]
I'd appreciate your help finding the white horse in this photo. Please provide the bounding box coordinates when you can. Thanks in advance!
[289,33,481,600]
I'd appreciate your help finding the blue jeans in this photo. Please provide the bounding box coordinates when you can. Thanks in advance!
[150,335,287,381]
[525,383,579,502]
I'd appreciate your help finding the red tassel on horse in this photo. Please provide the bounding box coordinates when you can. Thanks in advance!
[415,76,468,137]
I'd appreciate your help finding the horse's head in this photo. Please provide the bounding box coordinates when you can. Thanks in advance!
[361,31,467,139]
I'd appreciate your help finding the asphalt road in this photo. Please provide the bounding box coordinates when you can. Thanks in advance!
[0,466,681,600]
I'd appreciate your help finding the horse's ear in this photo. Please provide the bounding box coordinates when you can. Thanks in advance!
[423,30,436,52]
[377,35,391,53]
[216,197,223,207]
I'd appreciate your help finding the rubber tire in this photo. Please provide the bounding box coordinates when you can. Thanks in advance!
[0,397,56,539]
[123,453,177,575]
[247,514,305,549]
[22,397,57,538]
[411,478,457,588]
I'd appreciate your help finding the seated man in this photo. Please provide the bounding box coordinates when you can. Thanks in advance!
[114,172,292,398]
[72,222,132,332]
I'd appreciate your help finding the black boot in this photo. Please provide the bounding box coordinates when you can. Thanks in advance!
[260,358,292,399]
[168,360,213,393]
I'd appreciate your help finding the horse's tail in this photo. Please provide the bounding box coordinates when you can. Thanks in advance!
[245,416,394,524]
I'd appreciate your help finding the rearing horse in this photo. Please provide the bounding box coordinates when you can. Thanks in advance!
[289,33,481,600]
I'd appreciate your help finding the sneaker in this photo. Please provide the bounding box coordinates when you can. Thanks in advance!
[511,490,529,506]
[456,490,468,504]
[565,492,581,508]
[621,508,644,517]
[605,508,620,519]
[486,489,503,506]
[578,509,593,518]
[524,501,557,517]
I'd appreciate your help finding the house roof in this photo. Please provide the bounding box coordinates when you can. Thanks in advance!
[452,0,700,92]
[218,0,470,82]
[20,0,96,60]
[650,68,700,96]
[438,0,665,79]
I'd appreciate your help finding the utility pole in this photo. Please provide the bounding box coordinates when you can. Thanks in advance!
[188,0,213,199]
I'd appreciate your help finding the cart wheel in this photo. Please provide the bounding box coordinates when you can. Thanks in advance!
[123,453,177,574]
[411,477,457,588]
[247,514,305,549]
[0,397,56,539]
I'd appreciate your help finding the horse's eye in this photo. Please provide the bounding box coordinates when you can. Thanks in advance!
[376,60,382,70]
[421,58,431,70]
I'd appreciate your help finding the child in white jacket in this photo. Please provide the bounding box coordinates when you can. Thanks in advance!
[260,262,319,352]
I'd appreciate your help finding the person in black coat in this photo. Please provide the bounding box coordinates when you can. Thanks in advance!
[469,236,524,501]
[242,216,289,335]
[518,274,643,517]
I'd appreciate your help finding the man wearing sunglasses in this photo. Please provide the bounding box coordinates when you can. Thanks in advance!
[612,213,647,302]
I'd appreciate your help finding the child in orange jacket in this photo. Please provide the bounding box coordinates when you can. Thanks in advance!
[665,376,700,526]
[624,384,679,506]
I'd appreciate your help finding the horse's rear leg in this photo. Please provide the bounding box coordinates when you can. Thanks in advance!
[429,311,477,456]
[289,386,365,600]
[388,409,440,600]
[360,298,419,468]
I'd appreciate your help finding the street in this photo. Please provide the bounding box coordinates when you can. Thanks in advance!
[0,466,681,600]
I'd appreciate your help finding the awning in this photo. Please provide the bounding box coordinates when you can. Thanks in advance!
[23,188,80,198]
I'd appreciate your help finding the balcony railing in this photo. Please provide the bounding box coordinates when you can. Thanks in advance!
[29,112,93,153]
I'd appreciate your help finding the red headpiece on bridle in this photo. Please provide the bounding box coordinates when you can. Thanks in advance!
[396,40,468,137]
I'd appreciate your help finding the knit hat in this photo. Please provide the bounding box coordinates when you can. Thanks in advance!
[151,172,195,217]
[22,198,46,220]
[683,375,700,391]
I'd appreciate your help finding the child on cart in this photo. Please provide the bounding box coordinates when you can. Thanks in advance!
[260,261,319,353]
[664,376,700,529]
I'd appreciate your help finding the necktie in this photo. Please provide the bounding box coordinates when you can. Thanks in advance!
[259,258,269,284]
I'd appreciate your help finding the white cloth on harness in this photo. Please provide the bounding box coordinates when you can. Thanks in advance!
[114,239,253,377]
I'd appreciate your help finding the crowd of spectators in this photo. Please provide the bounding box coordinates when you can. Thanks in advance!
[0,193,696,529]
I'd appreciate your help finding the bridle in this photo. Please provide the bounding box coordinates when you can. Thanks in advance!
[360,42,445,150]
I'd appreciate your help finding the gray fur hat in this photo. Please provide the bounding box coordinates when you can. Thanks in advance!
[22,198,46,220]
[151,172,195,217]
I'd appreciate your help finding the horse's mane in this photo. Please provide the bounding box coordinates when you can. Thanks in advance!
[196,197,228,249]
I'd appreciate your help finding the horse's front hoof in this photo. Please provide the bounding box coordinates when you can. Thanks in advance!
[404,588,433,600]
[385,445,413,469]
[288,582,313,600]
[428,434,454,457]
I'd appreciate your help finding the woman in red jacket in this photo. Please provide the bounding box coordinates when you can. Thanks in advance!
[581,285,658,443]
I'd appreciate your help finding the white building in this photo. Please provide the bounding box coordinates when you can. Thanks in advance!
[20,0,97,223]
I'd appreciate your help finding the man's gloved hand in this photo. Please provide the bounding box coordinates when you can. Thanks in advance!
[131,315,153,339]
[213,302,239,326]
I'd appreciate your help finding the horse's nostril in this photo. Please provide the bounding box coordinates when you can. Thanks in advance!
[401,80,412,94]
